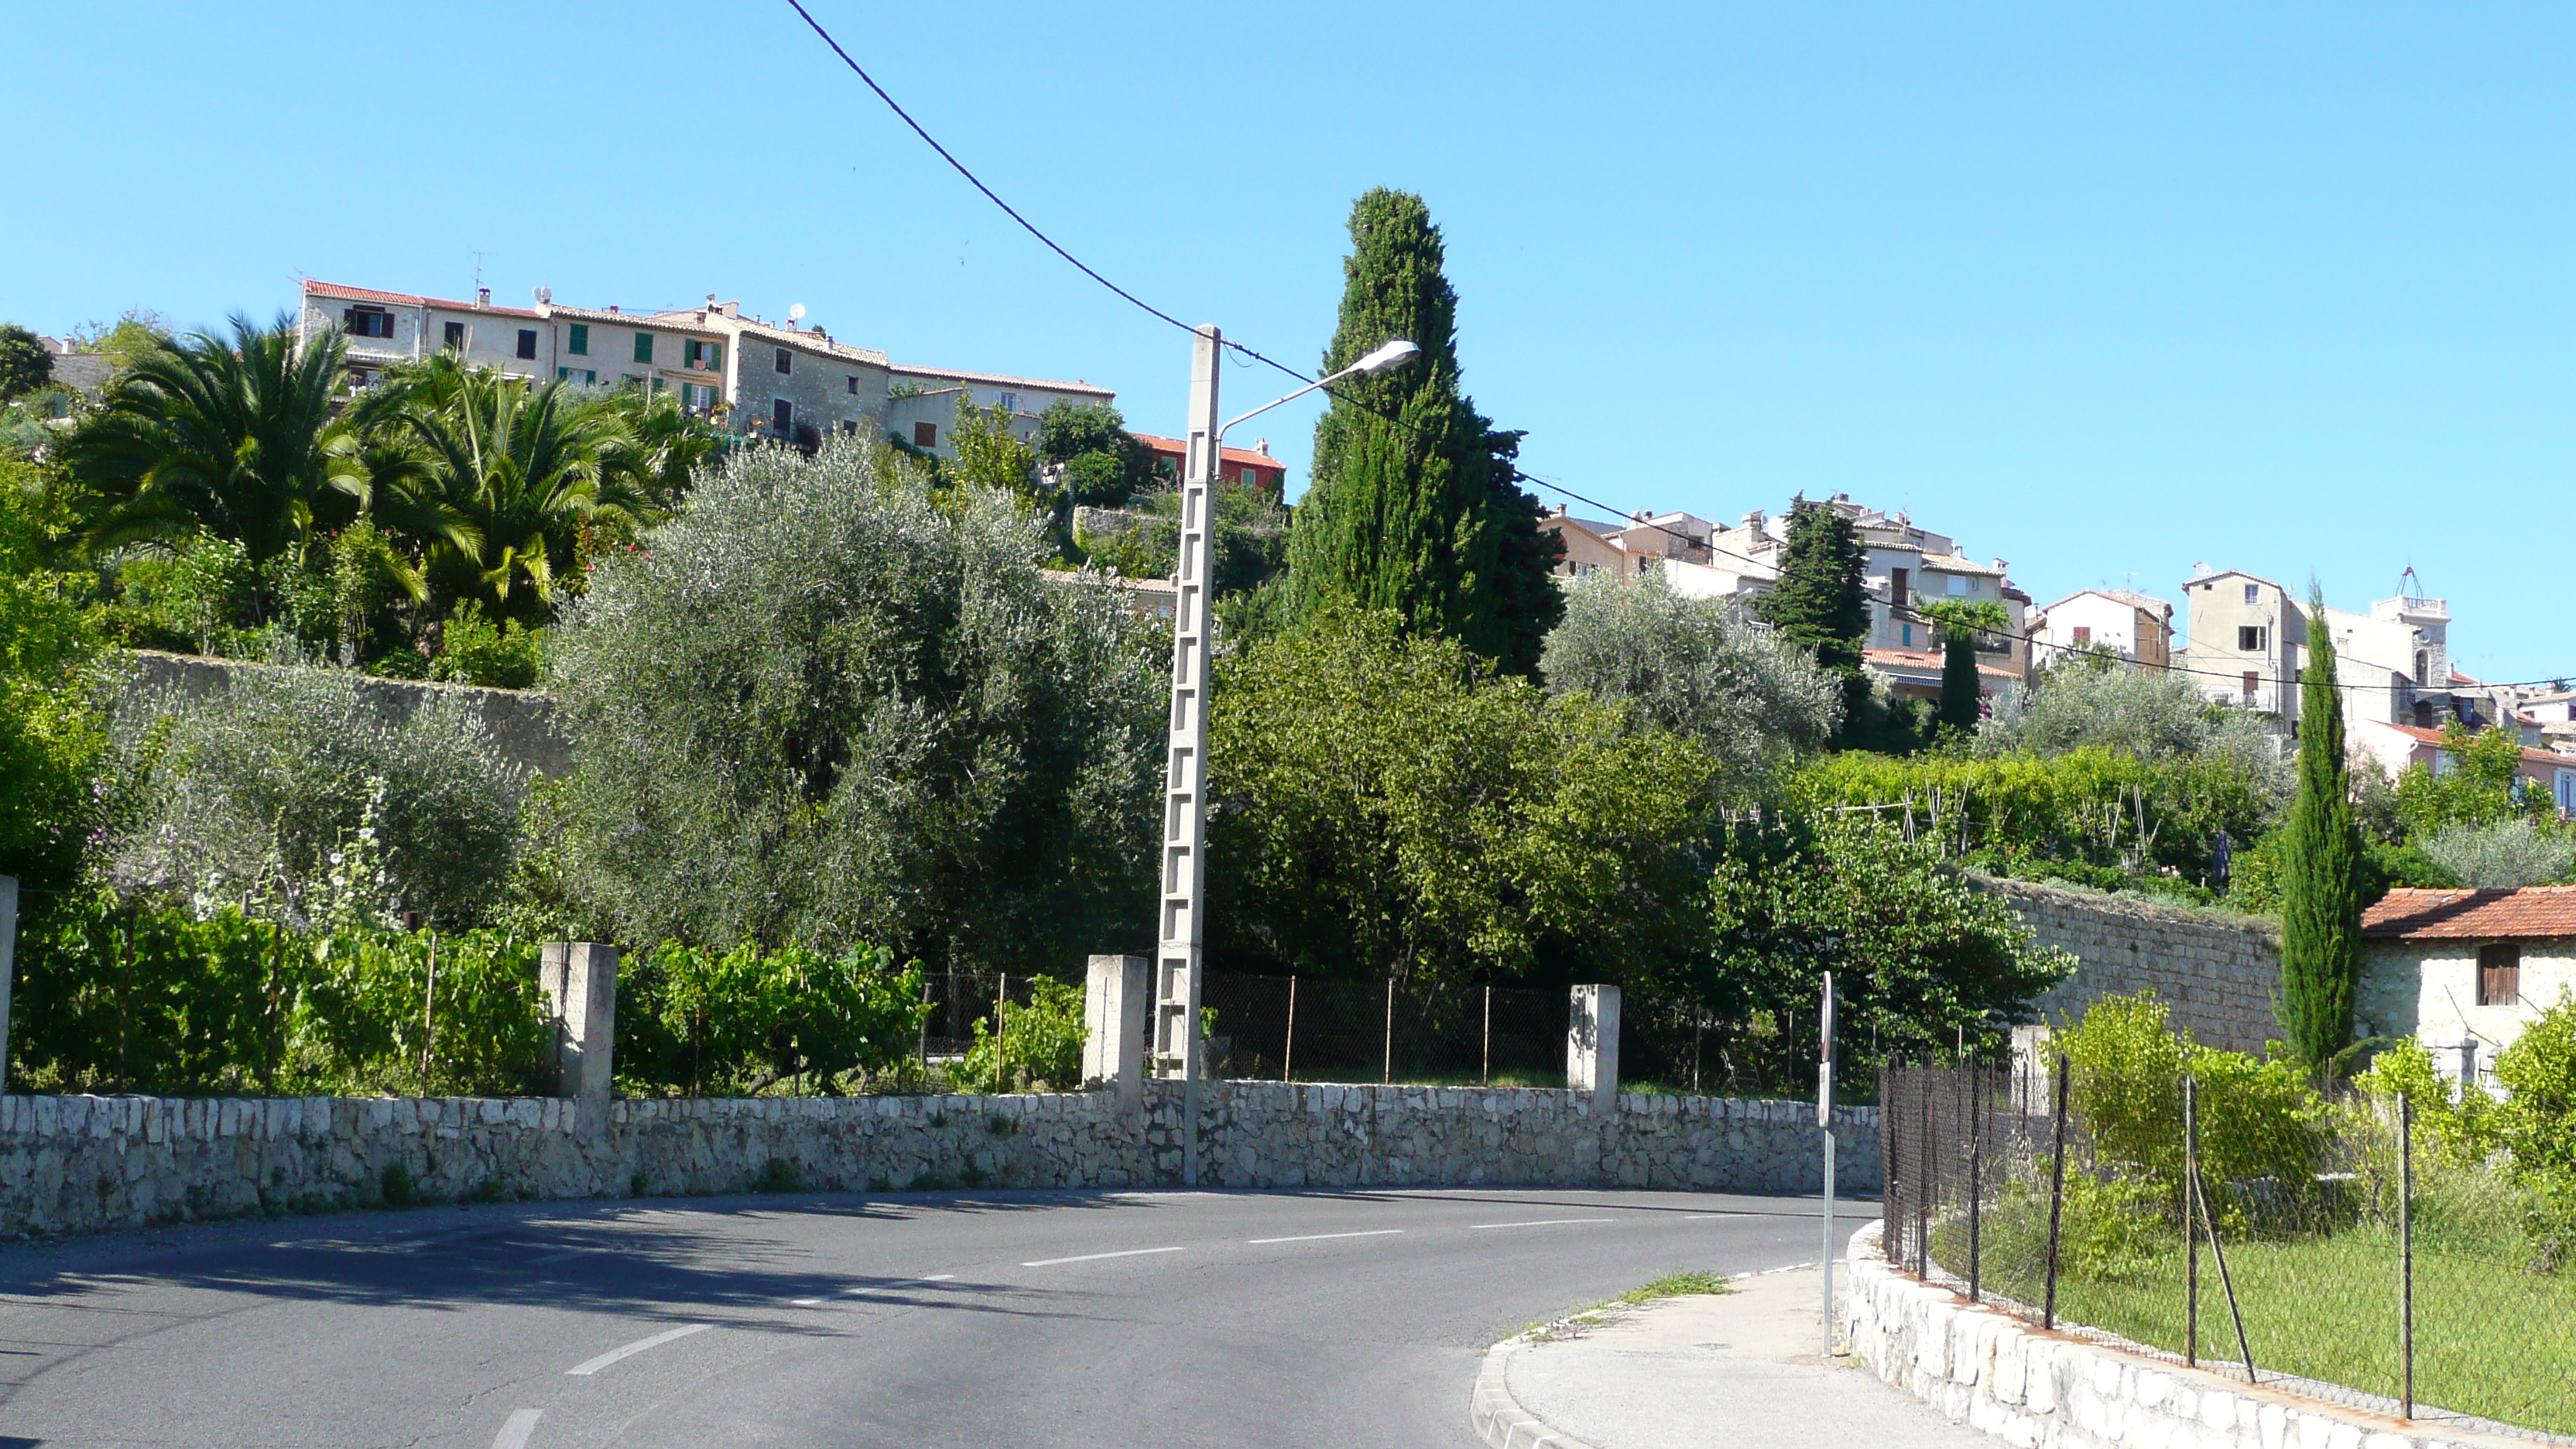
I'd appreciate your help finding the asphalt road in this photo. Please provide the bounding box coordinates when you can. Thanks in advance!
[0,1184,1872,1448]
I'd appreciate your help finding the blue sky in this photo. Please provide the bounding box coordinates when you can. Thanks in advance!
[8,3,2571,681]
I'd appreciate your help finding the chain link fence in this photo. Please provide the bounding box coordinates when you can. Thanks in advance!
[1882,1059,2576,1442]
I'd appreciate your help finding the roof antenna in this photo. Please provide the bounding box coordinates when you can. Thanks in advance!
[472,250,488,294]
[2400,564,2424,601]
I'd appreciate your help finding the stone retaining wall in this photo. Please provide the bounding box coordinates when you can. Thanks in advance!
[0,1084,1878,1238]
[1978,875,2283,1054]
[1842,1219,2526,1449]
[121,650,574,777]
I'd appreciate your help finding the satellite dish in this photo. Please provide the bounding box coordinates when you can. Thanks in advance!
[787,303,807,321]
[533,286,552,304]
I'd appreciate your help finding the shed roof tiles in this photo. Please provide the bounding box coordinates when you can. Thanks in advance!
[2360,886,2576,940]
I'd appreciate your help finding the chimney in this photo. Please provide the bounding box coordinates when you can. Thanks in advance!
[1742,509,1765,532]
[1255,437,1272,456]
[477,287,491,308]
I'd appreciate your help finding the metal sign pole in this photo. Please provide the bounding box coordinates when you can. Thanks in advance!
[1819,971,1837,1355]
[1153,325,1223,1188]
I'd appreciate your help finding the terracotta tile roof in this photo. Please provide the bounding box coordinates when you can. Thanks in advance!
[886,361,1113,396]
[2362,886,2576,940]
[303,279,540,319]
[2376,722,2573,769]
[1132,432,1288,474]
[1863,647,2020,680]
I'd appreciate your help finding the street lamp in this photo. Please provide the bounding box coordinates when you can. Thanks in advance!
[1152,327,1420,1186]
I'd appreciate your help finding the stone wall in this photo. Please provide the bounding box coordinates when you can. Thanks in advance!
[1978,875,2283,1054]
[1842,1219,2518,1449]
[0,1084,1877,1238]
[119,650,574,778]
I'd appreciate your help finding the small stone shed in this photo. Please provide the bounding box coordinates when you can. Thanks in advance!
[2358,886,2576,1089]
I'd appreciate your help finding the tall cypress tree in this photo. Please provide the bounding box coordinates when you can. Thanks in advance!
[1286,189,1561,673]
[1937,628,1982,732]
[1752,498,1872,742]
[2277,585,2364,1074]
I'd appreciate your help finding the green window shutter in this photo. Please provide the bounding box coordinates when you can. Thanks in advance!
[635,332,653,364]
[568,323,589,355]
[556,366,567,381]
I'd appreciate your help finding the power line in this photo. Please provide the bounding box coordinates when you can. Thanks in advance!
[783,3,2567,704]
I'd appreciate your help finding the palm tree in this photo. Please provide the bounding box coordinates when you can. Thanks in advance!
[599,385,722,517]
[66,313,365,584]
[376,369,640,627]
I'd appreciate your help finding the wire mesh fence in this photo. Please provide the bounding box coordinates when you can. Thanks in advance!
[1882,1059,2576,1442]
[1197,973,1568,1084]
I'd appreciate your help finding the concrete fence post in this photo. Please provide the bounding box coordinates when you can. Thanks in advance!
[540,943,618,1107]
[1567,983,1619,1109]
[0,875,15,1094]
[1083,954,1149,1107]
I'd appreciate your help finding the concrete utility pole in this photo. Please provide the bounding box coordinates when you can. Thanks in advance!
[1153,326,1224,1187]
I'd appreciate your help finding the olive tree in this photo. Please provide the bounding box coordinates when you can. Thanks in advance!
[542,437,1167,971]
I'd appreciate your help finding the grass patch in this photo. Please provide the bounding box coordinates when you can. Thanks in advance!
[1523,1269,1732,1341]
[1947,1202,2574,1437]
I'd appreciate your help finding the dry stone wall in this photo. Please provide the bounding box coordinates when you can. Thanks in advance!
[1977,875,2283,1054]
[0,1084,1877,1238]
[121,650,574,777]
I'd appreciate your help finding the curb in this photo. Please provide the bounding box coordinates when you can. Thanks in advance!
[1471,1341,1598,1449]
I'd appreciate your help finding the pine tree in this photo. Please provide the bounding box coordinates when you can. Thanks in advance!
[1752,498,1872,742]
[2277,585,2365,1074]
[1285,189,1561,673]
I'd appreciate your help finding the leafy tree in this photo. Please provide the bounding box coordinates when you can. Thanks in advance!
[1036,399,1156,506]
[64,313,365,587]
[0,325,51,402]
[944,389,1042,502]
[60,310,175,379]
[601,385,723,516]
[1915,598,2007,735]
[99,663,529,927]
[1751,498,1873,745]
[1072,477,1287,597]
[2277,587,2365,1074]
[0,462,106,887]
[2416,817,2576,889]
[1208,608,1723,992]
[1979,651,2291,802]
[370,368,639,628]
[1283,188,1561,675]
[541,437,1167,971]
[1704,817,2073,1069]
[1539,568,1841,800]
[2393,720,2536,834]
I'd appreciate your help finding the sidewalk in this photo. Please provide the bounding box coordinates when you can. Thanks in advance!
[1474,1266,1994,1449]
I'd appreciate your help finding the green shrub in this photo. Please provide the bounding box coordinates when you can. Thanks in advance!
[615,939,929,1095]
[2353,1037,2499,1167]
[2497,995,2576,1255]
[957,975,1088,1092]
[432,601,543,690]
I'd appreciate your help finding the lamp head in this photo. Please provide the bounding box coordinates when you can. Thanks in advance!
[1351,339,1421,375]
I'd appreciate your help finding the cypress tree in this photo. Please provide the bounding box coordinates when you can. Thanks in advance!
[1937,627,1982,733]
[1286,189,1561,673]
[1752,498,1872,743]
[2277,585,2365,1074]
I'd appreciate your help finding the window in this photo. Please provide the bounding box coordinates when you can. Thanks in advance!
[342,306,395,339]
[841,420,857,435]
[516,329,538,360]
[913,421,938,447]
[2557,769,2576,817]
[2072,626,2092,645]
[441,320,466,350]
[684,339,722,372]
[1889,567,1909,610]
[556,367,597,385]
[567,323,590,356]
[680,382,717,410]
[2243,583,2259,605]
[1901,623,1913,648]
[634,333,654,365]
[2242,671,2259,703]
[846,375,859,396]
[775,347,791,375]
[772,399,792,434]
[998,392,1019,413]
[2477,944,2521,1006]
[2239,625,2266,652]
[1946,574,1968,597]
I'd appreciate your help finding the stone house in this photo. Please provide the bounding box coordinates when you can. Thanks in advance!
[2177,566,2526,741]
[2027,588,2174,670]
[1129,433,1287,494]
[2358,886,2576,1091]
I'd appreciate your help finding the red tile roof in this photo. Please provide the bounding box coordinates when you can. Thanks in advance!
[303,279,541,319]
[1864,647,2020,680]
[2361,886,2576,940]
[1131,433,1289,475]
[2376,722,2573,769]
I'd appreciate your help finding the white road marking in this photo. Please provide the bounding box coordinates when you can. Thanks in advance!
[492,1408,542,1449]
[1245,1229,1406,1245]
[790,1297,823,1305]
[565,1322,712,1375]
[1021,1246,1187,1267]
[1468,1218,1616,1230]
[838,1273,957,1297]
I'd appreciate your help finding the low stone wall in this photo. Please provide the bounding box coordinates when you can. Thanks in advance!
[120,649,574,777]
[0,1084,1878,1238]
[1842,1219,2523,1449]
[1976,875,2283,1054]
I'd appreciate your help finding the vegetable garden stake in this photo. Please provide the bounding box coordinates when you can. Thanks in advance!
[1282,976,1297,1083]
[2400,1091,2414,1421]
[2194,1163,2256,1384]
[419,931,440,1096]
[1382,978,1394,1086]
[1482,985,1492,1087]
[2185,1073,2200,1367]
[2044,1054,2068,1330]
